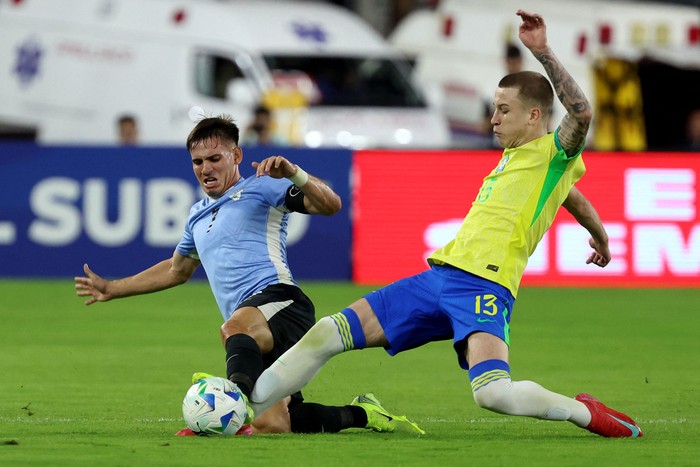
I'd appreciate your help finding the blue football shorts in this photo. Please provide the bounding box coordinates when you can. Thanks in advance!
[364,264,515,370]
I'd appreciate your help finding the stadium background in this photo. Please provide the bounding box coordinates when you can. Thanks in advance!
[1,2,698,466]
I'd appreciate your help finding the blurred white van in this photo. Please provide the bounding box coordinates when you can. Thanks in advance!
[0,0,450,148]
[390,0,700,149]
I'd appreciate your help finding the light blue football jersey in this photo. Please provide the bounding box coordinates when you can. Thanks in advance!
[176,176,297,320]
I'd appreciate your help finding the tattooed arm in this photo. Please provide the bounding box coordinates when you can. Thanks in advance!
[517,10,592,155]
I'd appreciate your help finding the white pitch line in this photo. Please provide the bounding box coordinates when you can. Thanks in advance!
[0,417,179,423]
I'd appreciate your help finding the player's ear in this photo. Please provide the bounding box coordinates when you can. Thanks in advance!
[529,107,541,125]
[233,145,243,164]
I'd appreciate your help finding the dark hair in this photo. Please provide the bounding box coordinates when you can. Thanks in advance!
[186,114,240,150]
[505,43,522,60]
[253,105,271,117]
[498,71,553,118]
[118,114,137,125]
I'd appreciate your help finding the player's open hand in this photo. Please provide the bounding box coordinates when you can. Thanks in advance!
[74,263,111,305]
[516,10,548,53]
[252,156,296,179]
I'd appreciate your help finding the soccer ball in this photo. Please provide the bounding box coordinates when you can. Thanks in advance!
[182,376,247,435]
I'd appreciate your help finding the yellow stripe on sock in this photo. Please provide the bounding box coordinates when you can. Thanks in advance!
[330,313,354,350]
[471,369,510,392]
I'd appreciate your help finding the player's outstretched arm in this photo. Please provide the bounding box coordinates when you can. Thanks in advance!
[517,10,592,155]
[252,155,342,216]
[74,252,199,305]
[562,187,610,267]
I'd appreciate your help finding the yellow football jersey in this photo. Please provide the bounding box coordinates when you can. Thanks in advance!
[428,131,585,297]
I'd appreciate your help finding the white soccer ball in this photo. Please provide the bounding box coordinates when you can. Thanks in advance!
[182,376,247,435]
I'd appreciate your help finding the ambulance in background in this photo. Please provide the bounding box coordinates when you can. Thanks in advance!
[0,0,450,148]
[390,0,700,150]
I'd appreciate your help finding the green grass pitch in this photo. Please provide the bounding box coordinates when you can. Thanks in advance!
[0,280,698,466]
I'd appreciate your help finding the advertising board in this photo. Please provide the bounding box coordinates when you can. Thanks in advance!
[353,149,699,287]
[0,143,351,280]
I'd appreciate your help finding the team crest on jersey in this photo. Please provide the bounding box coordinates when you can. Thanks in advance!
[495,155,509,173]
[230,190,243,201]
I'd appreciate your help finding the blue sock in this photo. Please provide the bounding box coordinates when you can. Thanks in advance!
[468,359,510,392]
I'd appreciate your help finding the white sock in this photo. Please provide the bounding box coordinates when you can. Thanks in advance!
[473,378,592,427]
[250,316,346,414]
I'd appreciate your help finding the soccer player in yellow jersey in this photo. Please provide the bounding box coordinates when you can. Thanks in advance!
[248,10,642,438]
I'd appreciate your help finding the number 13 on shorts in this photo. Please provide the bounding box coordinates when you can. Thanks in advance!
[474,293,510,346]
[475,294,498,315]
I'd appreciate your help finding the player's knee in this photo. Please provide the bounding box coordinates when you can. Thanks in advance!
[221,307,272,341]
[221,317,272,351]
[220,320,242,340]
[220,322,248,348]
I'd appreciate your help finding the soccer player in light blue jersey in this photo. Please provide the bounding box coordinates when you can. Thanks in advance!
[75,115,421,435]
